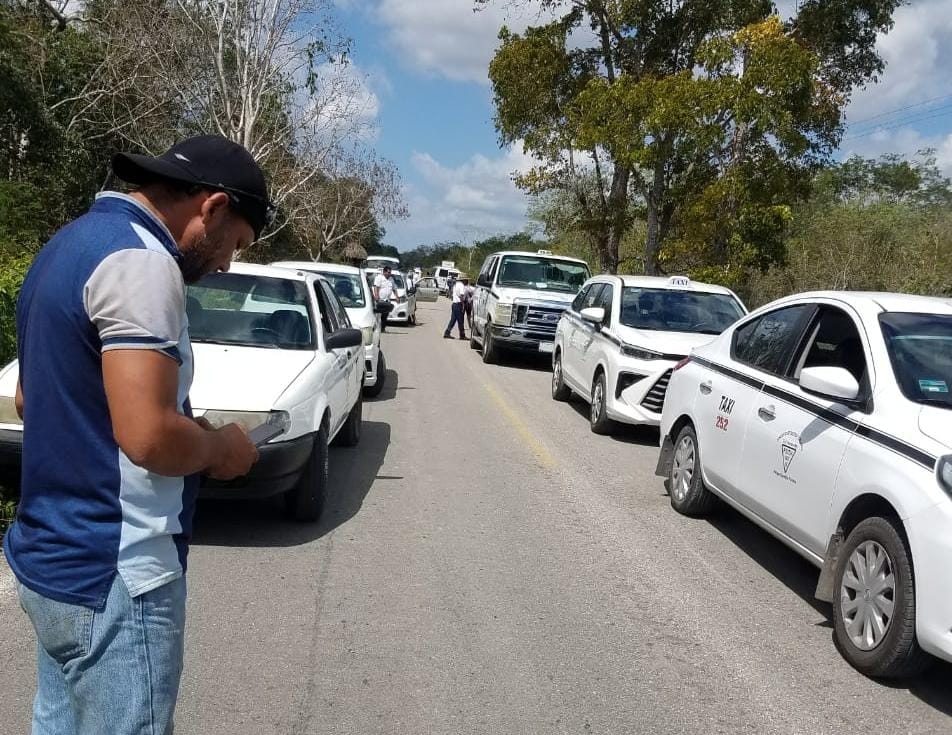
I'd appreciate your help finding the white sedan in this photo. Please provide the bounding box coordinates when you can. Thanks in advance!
[272,261,389,398]
[0,263,364,522]
[657,290,952,677]
[552,275,746,432]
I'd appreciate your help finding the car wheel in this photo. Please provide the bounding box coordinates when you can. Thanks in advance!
[481,323,498,364]
[285,425,329,522]
[667,424,715,516]
[470,330,480,350]
[336,395,362,447]
[551,351,571,401]
[363,353,386,398]
[832,516,929,678]
[589,372,614,434]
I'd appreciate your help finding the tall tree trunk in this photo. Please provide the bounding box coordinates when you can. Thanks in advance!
[602,162,629,274]
[644,159,665,275]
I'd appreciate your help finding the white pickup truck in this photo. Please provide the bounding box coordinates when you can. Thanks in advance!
[470,250,591,364]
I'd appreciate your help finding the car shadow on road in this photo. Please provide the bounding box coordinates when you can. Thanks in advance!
[372,367,399,401]
[492,351,552,373]
[704,505,952,709]
[564,399,661,447]
[190,420,391,548]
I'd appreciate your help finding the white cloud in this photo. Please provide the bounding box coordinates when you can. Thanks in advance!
[844,0,952,130]
[373,0,555,85]
[383,144,540,249]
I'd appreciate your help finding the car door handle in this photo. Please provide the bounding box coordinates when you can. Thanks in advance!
[699,381,712,395]
[758,405,776,422]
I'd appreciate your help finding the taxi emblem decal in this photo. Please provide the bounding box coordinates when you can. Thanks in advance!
[778,431,801,473]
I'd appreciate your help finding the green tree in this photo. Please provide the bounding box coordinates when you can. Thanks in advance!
[480,0,903,278]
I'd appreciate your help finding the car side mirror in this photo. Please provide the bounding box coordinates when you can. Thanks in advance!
[799,366,860,402]
[325,328,362,351]
[580,307,606,325]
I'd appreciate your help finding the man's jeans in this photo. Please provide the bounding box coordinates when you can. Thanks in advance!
[445,302,465,337]
[17,574,186,735]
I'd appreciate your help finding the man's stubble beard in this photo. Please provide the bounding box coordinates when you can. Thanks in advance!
[179,228,230,284]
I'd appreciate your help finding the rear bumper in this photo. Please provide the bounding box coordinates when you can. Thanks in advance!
[200,433,313,500]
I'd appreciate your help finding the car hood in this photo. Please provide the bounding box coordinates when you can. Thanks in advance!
[190,343,314,412]
[496,287,576,305]
[918,406,952,450]
[614,326,717,357]
[0,359,18,398]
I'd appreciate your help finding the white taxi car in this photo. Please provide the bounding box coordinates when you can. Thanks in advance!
[366,268,417,325]
[272,261,388,397]
[0,263,365,523]
[552,275,746,432]
[657,291,952,677]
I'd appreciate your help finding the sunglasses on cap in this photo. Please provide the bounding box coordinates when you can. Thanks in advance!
[198,181,276,236]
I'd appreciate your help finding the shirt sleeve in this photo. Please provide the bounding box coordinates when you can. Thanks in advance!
[83,249,186,364]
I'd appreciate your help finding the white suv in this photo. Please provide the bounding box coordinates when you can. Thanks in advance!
[657,291,952,677]
[273,261,388,397]
[471,250,591,364]
[552,275,746,432]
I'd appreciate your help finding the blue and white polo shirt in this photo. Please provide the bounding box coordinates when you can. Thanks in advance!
[3,192,198,610]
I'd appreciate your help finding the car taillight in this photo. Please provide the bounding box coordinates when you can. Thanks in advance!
[673,356,692,372]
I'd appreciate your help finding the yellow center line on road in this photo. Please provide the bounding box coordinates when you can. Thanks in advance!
[479,379,557,471]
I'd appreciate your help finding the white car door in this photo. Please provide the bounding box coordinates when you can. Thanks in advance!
[313,281,354,433]
[738,305,867,555]
[565,283,603,390]
[694,304,816,498]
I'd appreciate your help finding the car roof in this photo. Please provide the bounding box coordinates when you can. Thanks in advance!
[491,251,589,266]
[588,274,738,296]
[224,262,315,282]
[272,260,362,276]
[768,291,952,315]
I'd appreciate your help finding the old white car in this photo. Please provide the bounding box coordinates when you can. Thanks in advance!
[0,263,364,522]
[657,291,952,677]
[552,275,745,432]
[272,261,388,397]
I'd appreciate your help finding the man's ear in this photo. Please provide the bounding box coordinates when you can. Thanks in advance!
[200,191,231,225]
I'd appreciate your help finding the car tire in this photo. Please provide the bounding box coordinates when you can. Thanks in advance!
[589,372,614,434]
[336,395,362,447]
[551,351,571,401]
[667,424,715,517]
[363,353,386,398]
[481,323,498,364]
[832,516,929,678]
[286,425,329,522]
[470,330,480,350]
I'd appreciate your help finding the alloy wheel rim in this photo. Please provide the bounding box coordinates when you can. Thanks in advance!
[671,436,695,501]
[591,381,603,422]
[840,540,896,651]
[553,359,562,393]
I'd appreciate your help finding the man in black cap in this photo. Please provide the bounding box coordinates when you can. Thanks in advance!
[6,135,271,734]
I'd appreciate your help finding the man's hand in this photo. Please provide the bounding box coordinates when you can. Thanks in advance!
[205,423,258,481]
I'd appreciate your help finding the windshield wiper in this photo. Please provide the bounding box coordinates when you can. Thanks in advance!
[913,397,952,408]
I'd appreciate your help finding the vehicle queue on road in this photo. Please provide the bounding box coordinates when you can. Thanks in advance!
[2,248,951,682]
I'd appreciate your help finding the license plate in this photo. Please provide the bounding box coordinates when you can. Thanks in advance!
[538,342,554,354]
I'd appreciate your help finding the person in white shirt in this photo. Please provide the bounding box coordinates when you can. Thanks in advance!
[443,276,468,339]
[462,277,476,333]
[373,266,395,332]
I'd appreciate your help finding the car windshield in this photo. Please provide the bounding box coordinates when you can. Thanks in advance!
[187,273,313,350]
[881,312,952,409]
[315,272,365,308]
[496,256,590,293]
[620,288,745,334]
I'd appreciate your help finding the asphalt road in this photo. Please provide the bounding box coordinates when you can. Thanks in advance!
[2,297,951,733]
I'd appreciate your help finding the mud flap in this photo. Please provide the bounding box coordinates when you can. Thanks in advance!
[814,531,844,603]
[655,435,675,477]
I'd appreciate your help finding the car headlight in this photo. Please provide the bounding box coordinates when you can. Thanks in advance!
[938,456,952,496]
[494,303,514,326]
[620,344,664,361]
[200,410,290,438]
[361,326,375,346]
[0,395,22,425]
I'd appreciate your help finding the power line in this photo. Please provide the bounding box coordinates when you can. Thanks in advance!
[845,93,952,129]
[841,106,952,143]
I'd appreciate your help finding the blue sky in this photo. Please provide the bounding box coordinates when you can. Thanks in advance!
[333,0,952,253]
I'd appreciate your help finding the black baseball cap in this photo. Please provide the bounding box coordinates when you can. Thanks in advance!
[112,135,275,237]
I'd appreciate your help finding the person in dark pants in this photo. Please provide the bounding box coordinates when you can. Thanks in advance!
[373,266,395,332]
[443,276,467,339]
[461,276,474,333]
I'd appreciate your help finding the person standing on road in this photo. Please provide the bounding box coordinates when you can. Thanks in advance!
[444,276,468,340]
[462,276,475,334]
[373,265,395,332]
[5,134,268,735]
